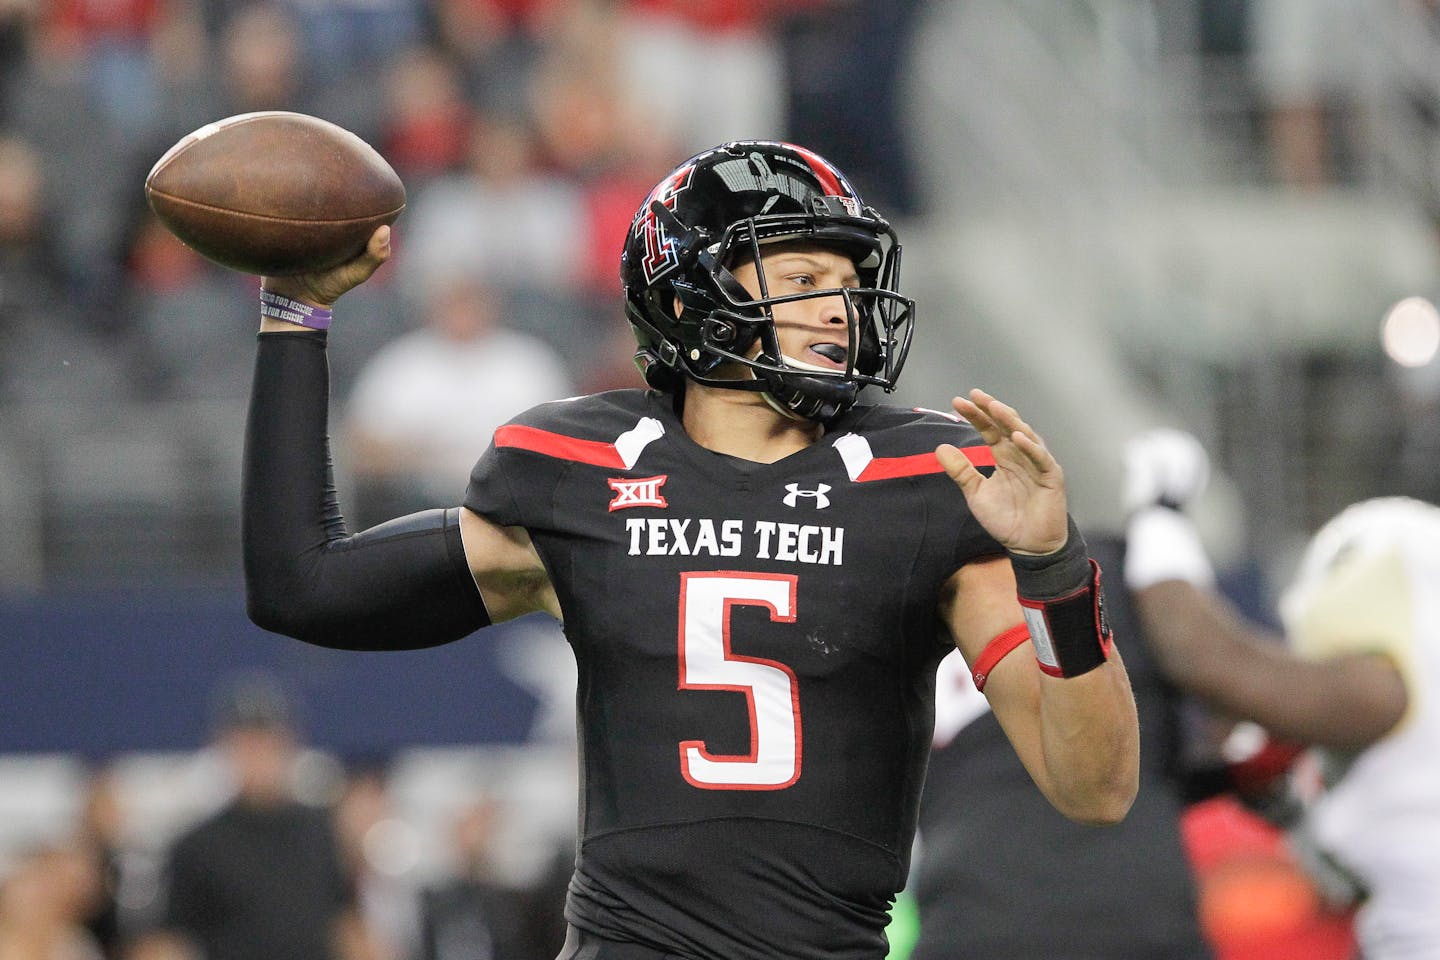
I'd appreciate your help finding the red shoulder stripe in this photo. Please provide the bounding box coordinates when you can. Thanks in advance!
[960,445,997,467]
[853,445,995,482]
[494,424,626,468]
[854,451,944,481]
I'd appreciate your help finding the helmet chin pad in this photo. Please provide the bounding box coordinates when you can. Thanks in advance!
[759,368,859,423]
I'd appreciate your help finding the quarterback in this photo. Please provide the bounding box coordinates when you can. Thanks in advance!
[242,141,1139,960]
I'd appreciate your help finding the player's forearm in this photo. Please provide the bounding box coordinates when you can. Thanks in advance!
[982,523,1140,822]
[1133,580,1404,750]
[1034,653,1140,824]
[243,331,490,649]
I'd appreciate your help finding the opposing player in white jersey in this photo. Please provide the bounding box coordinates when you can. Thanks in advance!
[1123,429,1440,960]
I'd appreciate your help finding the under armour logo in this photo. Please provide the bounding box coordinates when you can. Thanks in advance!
[783,483,831,509]
[609,475,668,511]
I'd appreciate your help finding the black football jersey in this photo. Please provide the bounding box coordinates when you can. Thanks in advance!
[465,389,1002,960]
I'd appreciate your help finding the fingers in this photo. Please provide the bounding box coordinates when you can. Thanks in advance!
[952,389,1055,473]
[328,225,393,288]
[337,224,393,288]
[936,442,982,495]
[962,389,1027,438]
[365,224,393,265]
[264,226,394,308]
[951,392,999,442]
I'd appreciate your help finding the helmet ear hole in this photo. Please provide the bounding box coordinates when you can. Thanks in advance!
[702,316,738,346]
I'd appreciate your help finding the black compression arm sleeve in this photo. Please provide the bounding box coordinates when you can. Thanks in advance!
[242,331,490,650]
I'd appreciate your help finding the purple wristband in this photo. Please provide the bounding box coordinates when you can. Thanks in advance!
[260,289,333,330]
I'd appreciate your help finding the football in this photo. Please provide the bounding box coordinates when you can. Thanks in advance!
[145,111,406,276]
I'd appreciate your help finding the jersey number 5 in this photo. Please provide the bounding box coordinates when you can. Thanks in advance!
[678,571,802,790]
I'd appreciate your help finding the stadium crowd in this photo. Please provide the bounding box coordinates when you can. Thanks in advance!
[0,0,838,412]
[4,0,1440,959]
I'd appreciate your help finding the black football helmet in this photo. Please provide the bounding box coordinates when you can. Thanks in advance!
[620,141,915,422]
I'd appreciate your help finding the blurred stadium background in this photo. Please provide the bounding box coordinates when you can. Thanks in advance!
[1,0,1438,956]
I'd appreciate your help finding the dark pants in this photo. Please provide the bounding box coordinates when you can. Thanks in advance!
[555,926,694,960]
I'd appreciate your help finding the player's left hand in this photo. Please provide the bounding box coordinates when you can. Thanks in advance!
[936,388,1069,555]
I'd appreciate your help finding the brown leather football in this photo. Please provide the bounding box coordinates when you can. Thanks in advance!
[145,111,406,276]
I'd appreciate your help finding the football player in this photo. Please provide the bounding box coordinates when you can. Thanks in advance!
[242,141,1139,960]
[1123,430,1438,960]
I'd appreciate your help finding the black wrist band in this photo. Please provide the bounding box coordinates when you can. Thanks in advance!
[1010,518,1114,678]
[1008,516,1091,598]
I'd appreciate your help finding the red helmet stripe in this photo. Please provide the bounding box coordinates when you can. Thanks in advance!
[787,143,847,198]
